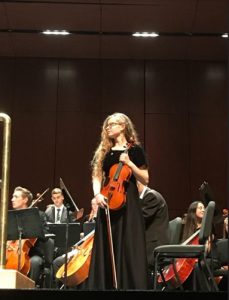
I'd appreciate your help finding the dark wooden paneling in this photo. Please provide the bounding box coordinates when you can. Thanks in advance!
[58,60,101,112]
[145,60,228,220]
[188,62,227,114]
[9,111,56,211]
[145,113,190,220]
[101,60,145,141]
[0,59,15,113]
[0,58,227,223]
[145,61,188,114]
[189,115,227,209]
[54,111,101,214]
[12,59,58,112]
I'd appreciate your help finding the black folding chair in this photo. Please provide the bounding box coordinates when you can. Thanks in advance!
[153,201,218,291]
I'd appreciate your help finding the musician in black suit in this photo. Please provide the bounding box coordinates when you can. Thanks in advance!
[45,188,76,224]
[137,182,169,270]
[45,188,76,258]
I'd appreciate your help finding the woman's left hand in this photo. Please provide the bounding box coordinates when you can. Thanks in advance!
[119,153,131,166]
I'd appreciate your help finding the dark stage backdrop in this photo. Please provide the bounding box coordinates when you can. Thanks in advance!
[0,58,227,232]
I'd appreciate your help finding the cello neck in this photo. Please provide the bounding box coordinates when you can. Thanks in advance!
[181,229,200,245]
[74,229,95,247]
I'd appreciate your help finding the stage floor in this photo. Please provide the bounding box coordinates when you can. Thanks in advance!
[0,289,227,300]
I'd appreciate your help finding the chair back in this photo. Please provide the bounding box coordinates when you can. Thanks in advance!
[168,217,183,244]
[215,238,228,266]
[199,201,215,244]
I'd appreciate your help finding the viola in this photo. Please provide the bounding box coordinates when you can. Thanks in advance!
[56,230,94,286]
[101,145,132,210]
[157,229,200,288]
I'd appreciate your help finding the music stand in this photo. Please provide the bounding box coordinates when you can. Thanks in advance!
[48,223,81,249]
[199,181,223,224]
[59,178,85,289]
[83,222,96,236]
[7,208,45,271]
[59,178,84,220]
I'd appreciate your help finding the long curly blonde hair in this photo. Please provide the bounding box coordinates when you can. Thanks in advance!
[91,112,140,179]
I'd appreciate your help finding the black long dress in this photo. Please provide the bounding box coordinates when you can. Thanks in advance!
[87,145,149,290]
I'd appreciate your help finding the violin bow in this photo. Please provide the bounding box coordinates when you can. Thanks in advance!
[29,187,49,208]
[104,202,118,289]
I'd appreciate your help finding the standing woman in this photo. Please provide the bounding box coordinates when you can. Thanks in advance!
[87,112,149,290]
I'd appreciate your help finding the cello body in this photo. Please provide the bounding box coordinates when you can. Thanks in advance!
[56,231,94,286]
[6,238,37,275]
[157,232,200,288]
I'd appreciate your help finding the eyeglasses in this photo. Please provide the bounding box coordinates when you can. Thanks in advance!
[106,122,120,129]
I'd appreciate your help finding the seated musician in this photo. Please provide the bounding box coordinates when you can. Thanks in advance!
[180,201,224,291]
[9,186,49,287]
[137,181,169,288]
[83,197,98,223]
[52,198,97,289]
[45,188,79,258]
[45,188,77,224]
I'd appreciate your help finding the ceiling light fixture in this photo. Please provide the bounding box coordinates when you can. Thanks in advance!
[132,32,159,37]
[42,30,70,35]
[221,33,228,38]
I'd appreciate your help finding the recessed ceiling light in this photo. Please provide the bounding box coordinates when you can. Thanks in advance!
[132,32,159,37]
[42,30,70,35]
[221,33,228,38]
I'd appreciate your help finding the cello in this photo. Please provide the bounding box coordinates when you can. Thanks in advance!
[6,238,37,275]
[56,230,94,286]
[6,188,49,275]
[157,229,200,288]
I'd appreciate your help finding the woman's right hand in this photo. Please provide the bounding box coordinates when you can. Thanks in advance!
[95,193,107,209]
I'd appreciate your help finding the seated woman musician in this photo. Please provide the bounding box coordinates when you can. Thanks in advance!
[180,201,221,291]
[83,198,98,223]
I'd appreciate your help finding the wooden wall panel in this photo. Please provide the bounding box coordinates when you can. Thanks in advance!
[188,62,227,114]
[54,111,98,212]
[0,59,14,114]
[101,60,145,142]
[58,60,101,112]
[56,60,145,214]
[145,61,188,114]
[12,59,58,112]
[189,115,227,201]
[145,61,190,219]
[0,58,227,223]
[144,60,227,220]
[9,111,56,211]
[2,59,59,210]
[145,114,190,220]
[188,62,228,217]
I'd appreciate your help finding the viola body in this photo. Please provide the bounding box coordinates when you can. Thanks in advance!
[157,234,199,288]
[101,163,132,210]
[6,238,37,275]
[56,232,94,286]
